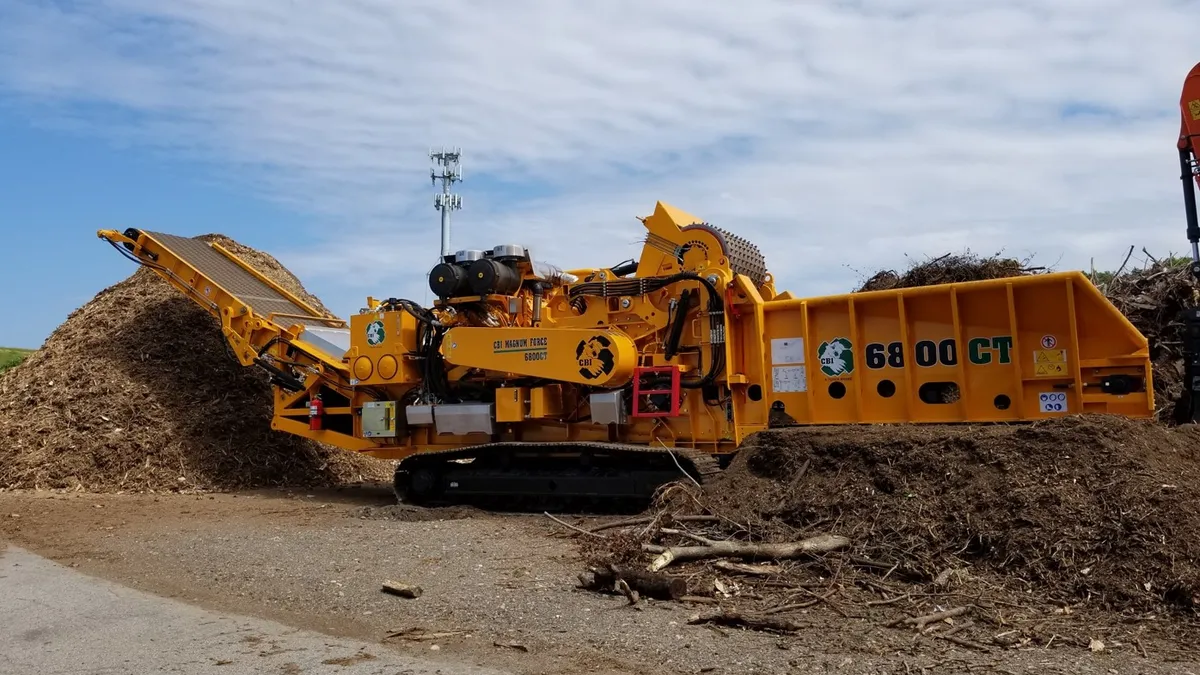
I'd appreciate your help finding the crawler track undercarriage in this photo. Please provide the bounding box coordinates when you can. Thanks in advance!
[392,442,725,512]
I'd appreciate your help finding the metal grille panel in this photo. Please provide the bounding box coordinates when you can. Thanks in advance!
[144,231,325,326]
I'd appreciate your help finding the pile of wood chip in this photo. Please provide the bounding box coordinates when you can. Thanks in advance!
[0,234,391,492]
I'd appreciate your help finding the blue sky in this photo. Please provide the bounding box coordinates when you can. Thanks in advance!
[1,0,1198,349]
[0,109,331,348]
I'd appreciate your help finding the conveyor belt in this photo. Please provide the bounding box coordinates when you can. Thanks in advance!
[143,231,325,326]
[140,230,351,362]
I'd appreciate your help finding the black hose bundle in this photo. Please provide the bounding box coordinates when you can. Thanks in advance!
[379,298,438,326]
[376,298,452,401]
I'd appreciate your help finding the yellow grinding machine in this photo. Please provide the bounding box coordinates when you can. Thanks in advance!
[98,201,1153,507]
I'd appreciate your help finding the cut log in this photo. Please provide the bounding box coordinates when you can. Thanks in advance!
[649,534,850,572]
[578,565,688,600]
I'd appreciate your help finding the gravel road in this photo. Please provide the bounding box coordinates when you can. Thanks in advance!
[3,487,1197,675]
[0,544,509,674]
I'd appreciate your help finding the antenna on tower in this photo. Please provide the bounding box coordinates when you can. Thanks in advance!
[429,147,463,258]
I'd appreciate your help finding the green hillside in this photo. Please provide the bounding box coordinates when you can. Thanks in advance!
[0,347,33,374]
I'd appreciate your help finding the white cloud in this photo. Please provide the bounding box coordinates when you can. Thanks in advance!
[1,0,1197,315]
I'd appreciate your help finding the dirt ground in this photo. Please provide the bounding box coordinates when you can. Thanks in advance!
[2,487,1197,675]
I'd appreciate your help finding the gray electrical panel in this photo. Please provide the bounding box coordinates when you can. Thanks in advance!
[590,391,627,425]
[362,401,398,438]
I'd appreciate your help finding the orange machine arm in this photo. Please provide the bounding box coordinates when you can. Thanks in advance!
[1176,62,1200,425]
[1179,61,1200,271]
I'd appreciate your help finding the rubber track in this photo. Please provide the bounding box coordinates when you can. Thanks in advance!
[392,441,723,502]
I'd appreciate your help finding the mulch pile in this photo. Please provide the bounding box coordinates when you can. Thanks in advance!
[710,415,1200,613]
[0,234,391,492]
[569,415,1200,655]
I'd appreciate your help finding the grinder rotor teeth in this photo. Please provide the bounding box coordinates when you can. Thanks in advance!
[679,223,768,286]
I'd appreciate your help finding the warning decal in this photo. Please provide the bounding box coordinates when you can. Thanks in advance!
[1034,349,1067,377]
[772,365,807,393]
[1039,391,1068,413]
[771,338,805,365]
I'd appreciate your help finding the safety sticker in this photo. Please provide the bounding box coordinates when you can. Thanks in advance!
[772,365,807,393]
[1039,391,1068,413]
[1040,334,1057,349]
[1190,99,1200,121]
[771,337,805,365]
[1034,349,1067,377]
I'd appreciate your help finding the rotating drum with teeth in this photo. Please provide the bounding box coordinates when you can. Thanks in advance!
[680,223,768,286]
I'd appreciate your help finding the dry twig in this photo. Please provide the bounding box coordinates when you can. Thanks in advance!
[888,606,971,630]
[544,512,605,539]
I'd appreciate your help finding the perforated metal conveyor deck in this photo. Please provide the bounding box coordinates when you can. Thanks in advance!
[143,230,352,359]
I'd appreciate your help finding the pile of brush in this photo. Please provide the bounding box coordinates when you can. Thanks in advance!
[856,251,1041,292]
[1096,255,1198,423]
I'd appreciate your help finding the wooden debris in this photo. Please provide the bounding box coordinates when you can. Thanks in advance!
[384,628,464,641]
[649,533,850,572]
[714,561,782,576]
[589,514,723,533]
[1100,258,1198,421]
[687,610,802,633]
[616,578,640,605]
[866,593,912,606]
[935,634,990,652]
[544,512,605,539]
[857,252,1037,293]
[381,580,423,599]
[888,606,971,630]
[578,564,688,600]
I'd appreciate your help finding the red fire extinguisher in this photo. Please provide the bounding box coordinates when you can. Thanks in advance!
[308,394,324,431]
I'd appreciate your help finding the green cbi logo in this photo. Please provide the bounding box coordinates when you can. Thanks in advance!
[865,336,1013,369]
